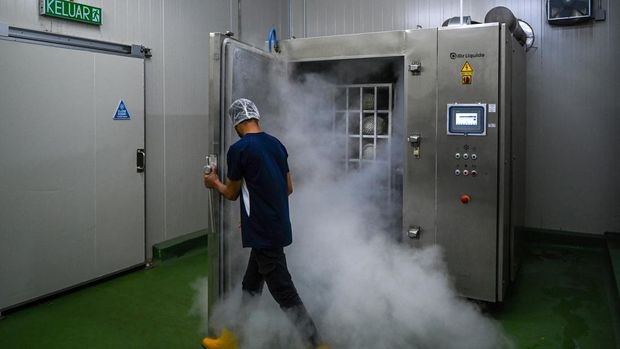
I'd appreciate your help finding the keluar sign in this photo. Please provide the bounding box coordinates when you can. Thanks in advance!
[40,0,102,26]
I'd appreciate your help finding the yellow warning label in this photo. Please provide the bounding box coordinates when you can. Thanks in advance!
[461,61,474,74]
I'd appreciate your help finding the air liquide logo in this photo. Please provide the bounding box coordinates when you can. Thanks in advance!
[450,52,485,60]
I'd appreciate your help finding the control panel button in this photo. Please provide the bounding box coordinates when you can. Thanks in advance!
[471,154,477,160]
[460,195,471,204]
[462,153,469,160]
[455,153,461,159]
[454,169,461,176]
[462,169,469,176]
[471,170,478,177]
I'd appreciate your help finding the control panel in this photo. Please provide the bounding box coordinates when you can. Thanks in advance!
[453,144,479,179]
[447,104,487,136]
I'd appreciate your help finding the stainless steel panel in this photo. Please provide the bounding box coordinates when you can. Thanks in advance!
[211,36,282,301]
[436,25,501,302]
[0,39,145,310]
[402,28,438,248]
[497,26,511,301]
[207,33,225,313]
[222,38,281,294]
[282,30,408,61]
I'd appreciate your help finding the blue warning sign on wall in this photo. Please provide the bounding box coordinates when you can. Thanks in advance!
[114,100,131,120]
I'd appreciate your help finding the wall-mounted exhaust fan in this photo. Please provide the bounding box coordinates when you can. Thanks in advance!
[547,0,592,25]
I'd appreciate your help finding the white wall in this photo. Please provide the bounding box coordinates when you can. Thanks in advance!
[239,0,289,48]
[289,0,620,235]
[0,0,289,256]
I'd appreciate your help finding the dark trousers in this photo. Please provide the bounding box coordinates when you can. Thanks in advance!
[242,247,321,347]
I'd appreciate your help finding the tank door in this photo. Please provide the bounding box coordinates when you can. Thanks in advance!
[207,34,282,315]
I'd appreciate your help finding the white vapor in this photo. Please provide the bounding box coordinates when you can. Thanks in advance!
[198,59,512,349]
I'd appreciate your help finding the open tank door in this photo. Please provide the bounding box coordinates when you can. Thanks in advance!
[207,33,282,316]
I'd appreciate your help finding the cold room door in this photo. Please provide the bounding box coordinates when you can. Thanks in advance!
[218,37,281,294]
[0,38,145,310]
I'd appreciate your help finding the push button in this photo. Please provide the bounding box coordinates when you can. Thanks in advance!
[460,195,471,204]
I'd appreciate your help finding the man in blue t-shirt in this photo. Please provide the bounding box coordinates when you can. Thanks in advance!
[202,99,327,349]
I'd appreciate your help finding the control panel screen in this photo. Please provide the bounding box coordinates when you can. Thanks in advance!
[447,104,486,136]
[455,113,478,126]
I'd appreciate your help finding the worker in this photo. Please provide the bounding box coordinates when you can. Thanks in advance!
[202,98,328,349]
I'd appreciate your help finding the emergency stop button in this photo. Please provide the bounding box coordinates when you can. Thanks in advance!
[460,195,471,204]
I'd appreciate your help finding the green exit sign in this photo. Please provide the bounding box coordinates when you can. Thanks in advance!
[40,0,102,26]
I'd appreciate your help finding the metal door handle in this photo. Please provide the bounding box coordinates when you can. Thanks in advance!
[137,149,145,173]
[408,133,421,159]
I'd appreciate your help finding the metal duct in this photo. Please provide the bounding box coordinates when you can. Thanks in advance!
[484,6,527,46]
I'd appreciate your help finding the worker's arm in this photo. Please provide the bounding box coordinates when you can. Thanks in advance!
[287,172,293,195]
[204,168,241,201]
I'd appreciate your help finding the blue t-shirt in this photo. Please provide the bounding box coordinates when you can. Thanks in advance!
[226,132,292,248]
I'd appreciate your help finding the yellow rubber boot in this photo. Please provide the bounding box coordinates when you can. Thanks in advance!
[201,328,238,349]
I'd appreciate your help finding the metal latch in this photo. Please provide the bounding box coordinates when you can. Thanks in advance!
[407,226,421,239]
[408,61,422,74]
[408,134,421,159]
[137,149,146,173]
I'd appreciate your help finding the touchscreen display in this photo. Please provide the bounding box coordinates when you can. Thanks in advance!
[455,112,478,126]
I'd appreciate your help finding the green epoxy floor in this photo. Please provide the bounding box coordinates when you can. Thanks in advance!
[0,243,617,348]
[493,242,617,348]
[0,248,209,349]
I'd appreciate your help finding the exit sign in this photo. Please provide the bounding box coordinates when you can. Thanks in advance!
[40,0,102,26]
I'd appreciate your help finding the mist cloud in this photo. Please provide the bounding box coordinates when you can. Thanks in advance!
[200,57,511,349]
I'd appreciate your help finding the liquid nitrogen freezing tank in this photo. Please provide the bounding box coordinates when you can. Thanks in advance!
[206,21,526,307]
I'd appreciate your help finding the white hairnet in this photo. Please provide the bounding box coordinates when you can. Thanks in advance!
[228,98,260,126]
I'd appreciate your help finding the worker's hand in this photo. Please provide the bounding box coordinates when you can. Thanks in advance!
[203,166,220,189]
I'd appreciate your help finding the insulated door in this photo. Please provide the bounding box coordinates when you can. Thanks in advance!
[207,35,280,309]
[0,38,145,310]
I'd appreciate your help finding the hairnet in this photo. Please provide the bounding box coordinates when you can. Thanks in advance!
[228,98,260,126]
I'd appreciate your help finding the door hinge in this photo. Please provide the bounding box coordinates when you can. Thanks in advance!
[407,226,421,239]
[408,61,422,75]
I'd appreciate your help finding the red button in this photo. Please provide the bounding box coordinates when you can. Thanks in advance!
[460,195,471,204]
